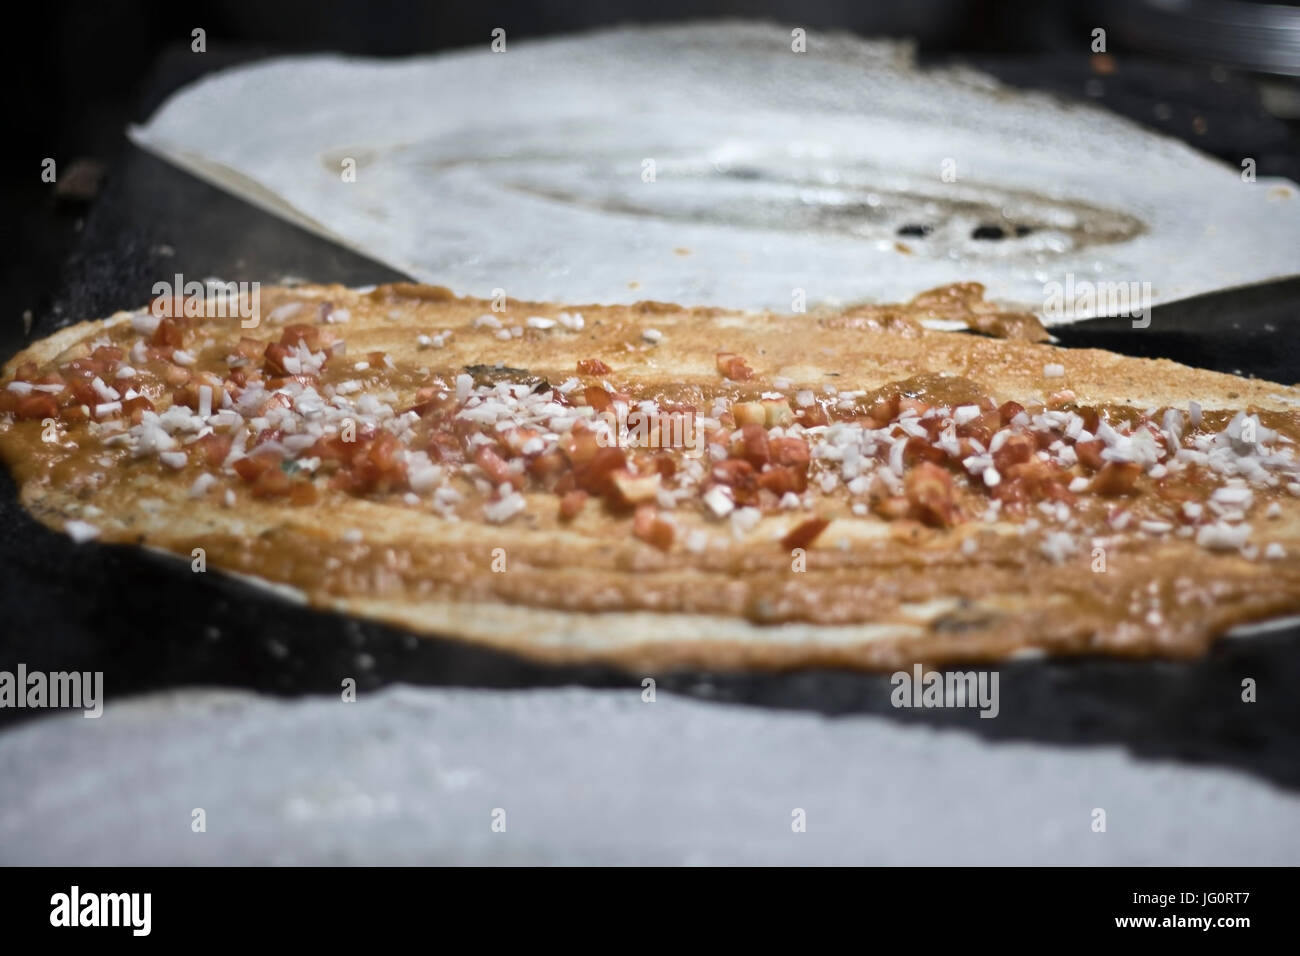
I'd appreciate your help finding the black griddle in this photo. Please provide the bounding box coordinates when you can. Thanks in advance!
[3,45,1299,791]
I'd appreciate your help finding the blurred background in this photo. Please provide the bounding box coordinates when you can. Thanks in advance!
[5,0,1299,360]
[5,0,1299,323]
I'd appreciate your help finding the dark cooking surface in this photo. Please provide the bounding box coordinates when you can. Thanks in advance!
[3,46,1299,790]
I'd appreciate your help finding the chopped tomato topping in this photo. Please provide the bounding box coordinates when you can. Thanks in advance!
[769,436,810,469]
[151,317,184,349]
[573,446,627,497]
[233,453,279,483]
[558,489,588,520]
[633,506,675,551]
[738,424,770,467]
[865,393,901,428]
[15,394,58,420]
[904,435,947,466]
[992,433,1035,472]
[562,427,601,468]
[263,342,292,376]
[710,458,758,505]
[335,432,407,494]
[780,516,830,551]
[1089,461,1141,496]
[758,465,806,495]
[250,467,292,498]
[526,449,568,488]
[715,352,754,380]
[583,386,613,413]
[475,445,524,490]
[1074,440,1105,472]
[905,461,957,527]
[796,403,829,428]
[280,324,322,350]
[997,400,1024,425]
[194,433,233,468]
[650,453,677,478]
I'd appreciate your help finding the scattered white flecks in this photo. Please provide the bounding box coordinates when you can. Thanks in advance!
[473,314,502,330]
[1265,542,1286,560]
[1266,502,1282,519]
[1195,522,1251,551]
[729,506,762,537]
[64,520,100,543]
[795,389,815,408]
[685,529,709,553]
[642,328,663,344]
[417,330,452,350]
[494,329,512,342]
[342,529,363,544]
[982,467,1001,488]
[189,473,217,498]
[557,312,584,331]
[703,485,735,518]
[961,537,978,556]
[1211,486,1253,508]
[159,451,188,469]
[954,405,981,425]
[1039,531,1077,563]
[91,378,119,402]
[1068,476,1089,493]
[1140,520,1173,535]
[172,349,196,367]
[1182,501,1203,521]
[484,491,527,524]
[131,312,163,336]
[526,316,556,330]
[779,492,801,510]
[266,302,303,324]
[1043,363,1065,379]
